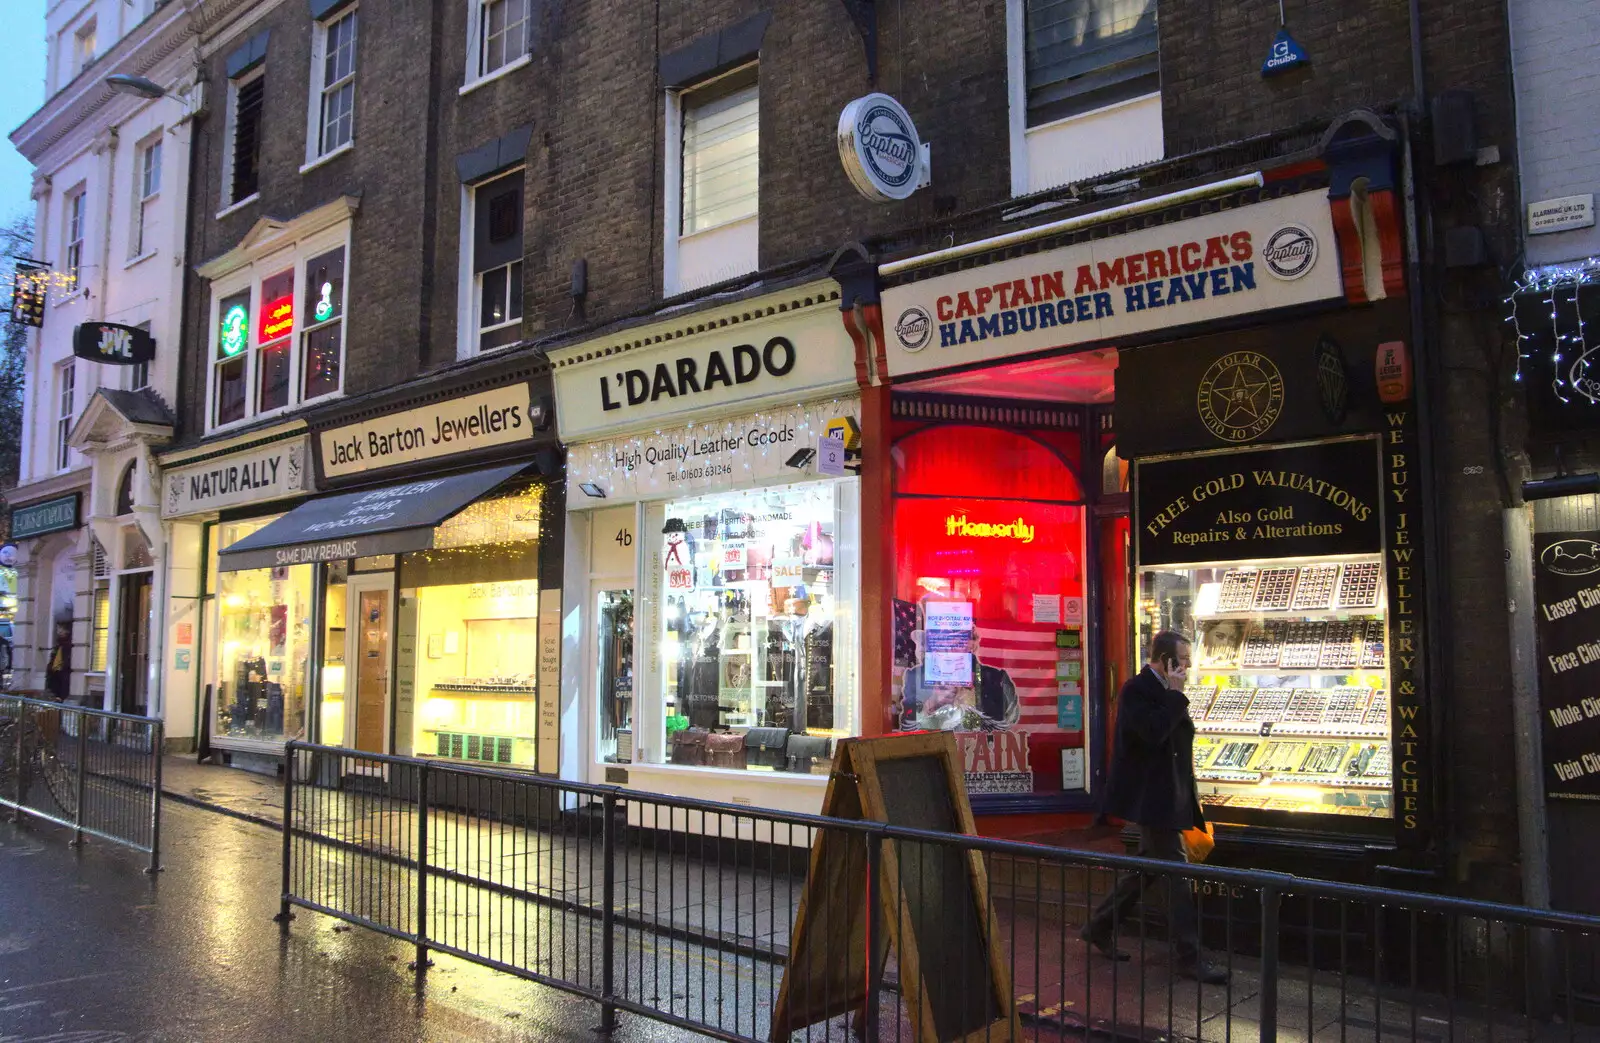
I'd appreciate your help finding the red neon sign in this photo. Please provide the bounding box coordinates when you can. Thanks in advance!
[260,295,295,343]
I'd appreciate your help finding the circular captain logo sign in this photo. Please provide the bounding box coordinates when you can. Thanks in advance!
[1261,224,1318,280]
[894,307,932,351]
[838,93,923,203]
[1197,351,1285,443]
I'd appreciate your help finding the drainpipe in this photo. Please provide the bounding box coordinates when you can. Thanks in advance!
[94,126,119,322]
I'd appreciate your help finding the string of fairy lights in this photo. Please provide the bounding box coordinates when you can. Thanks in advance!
[1508,256,1600,406]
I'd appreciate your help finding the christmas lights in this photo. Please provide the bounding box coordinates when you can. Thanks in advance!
[1506,256,1600,406]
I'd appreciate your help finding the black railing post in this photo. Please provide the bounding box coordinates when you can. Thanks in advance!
[1259,884,1281,1043]
[71,709,87,847]
[599,790,618,1034]
[863,829,885,1043]
[12,701,26,823]
[145,721,163,874]
[414,761,430,972]
[276,742,296,925]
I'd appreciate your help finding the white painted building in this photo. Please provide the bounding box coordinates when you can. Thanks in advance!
[6,0,197,737]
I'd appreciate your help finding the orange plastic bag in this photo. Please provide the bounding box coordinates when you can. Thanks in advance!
[1181,822,1215,863]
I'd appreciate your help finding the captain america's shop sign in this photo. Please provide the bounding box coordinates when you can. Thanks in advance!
[881,190,1343,377]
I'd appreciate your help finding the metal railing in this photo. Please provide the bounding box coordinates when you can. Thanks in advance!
[1,694,163,873]
[279,741,1600,1042]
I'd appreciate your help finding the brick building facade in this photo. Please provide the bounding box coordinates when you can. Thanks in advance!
[146,0,1528,897]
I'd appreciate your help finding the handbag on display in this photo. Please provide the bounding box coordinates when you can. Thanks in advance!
[706,731,748,770]
[670,727,710,766]
[744,727,790,769]
[785,734,832,774]
[802,522,835,567]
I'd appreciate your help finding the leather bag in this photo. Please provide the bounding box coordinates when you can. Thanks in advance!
[744,727,790,769]
[706,731,747,770]
[670,727,709,766]
[785,734,832,775]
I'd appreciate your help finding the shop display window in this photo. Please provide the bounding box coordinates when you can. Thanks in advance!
[401,481,546,768]
[649,480,856,774]
[597,589,635,764]
[214,518,314,744]
[892,424,1091,797]
[1137,553,1393,821]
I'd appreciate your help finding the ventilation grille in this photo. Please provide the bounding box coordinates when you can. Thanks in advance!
[91,537,110,579]
[435,731,515,764]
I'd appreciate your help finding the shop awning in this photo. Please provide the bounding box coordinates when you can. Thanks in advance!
[216,463,528,572]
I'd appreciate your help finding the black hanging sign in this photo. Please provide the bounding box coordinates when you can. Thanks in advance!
[1136,437,1383,566]
[73,322,156,365]
[10,260,48,328]
[1533,530,1600,800]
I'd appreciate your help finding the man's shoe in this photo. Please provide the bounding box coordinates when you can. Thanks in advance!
[1179,958,1229,985]
[1078,926,1130,961]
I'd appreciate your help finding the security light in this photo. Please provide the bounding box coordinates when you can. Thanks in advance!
[579,482,606,498]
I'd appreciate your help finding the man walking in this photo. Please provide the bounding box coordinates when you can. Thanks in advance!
[1081,630,1228,984]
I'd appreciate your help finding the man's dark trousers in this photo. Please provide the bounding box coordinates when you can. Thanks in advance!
[1086,825,1200,958]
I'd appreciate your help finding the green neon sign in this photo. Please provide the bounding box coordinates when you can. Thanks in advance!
[314,281,335,322]
[220,303,248,357]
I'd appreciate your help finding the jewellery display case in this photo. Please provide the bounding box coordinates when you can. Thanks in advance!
[1140,553,1392,821]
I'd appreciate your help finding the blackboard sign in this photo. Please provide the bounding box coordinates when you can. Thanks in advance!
[1534,530,1600,800]
[771,733,1018,1043]
[1137,437,1383,567]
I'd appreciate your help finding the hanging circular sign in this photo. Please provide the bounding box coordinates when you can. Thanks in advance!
[219,303,248,357]
[838,93,923,203]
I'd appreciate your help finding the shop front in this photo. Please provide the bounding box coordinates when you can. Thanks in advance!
[877,170,1435,868]
[159,424,315,759]
[550,279,863,815]
[187,360,563,773]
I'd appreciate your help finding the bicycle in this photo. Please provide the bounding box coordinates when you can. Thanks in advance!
[0,702,78,818]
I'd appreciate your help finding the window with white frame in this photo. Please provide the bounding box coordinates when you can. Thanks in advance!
[55,360,75,471]
[310,8,358,159]
[472,0,529,81]
[680,69,759,236]
[665,65,759,294]
[132,134,162,258]
[466,170,523,354]
[64,187,85,292]
[74,20,97,77]
[208,238,348,431]
[1024,0,1158,127]
[130,322,151,391]
[223,70,266,207]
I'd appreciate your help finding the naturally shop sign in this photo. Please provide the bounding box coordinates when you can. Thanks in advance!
[881,190,1342,377]
[163,437,309,517]
[319,384,536,479]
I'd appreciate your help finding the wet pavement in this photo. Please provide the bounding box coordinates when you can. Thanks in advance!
[0,800,708,1042]
[2,755,1592,1042]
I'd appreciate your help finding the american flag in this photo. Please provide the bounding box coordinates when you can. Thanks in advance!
[975,619,1072,731]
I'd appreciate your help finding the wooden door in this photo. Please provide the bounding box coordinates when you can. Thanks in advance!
[117,572,152,716]
[347,578,393,754]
